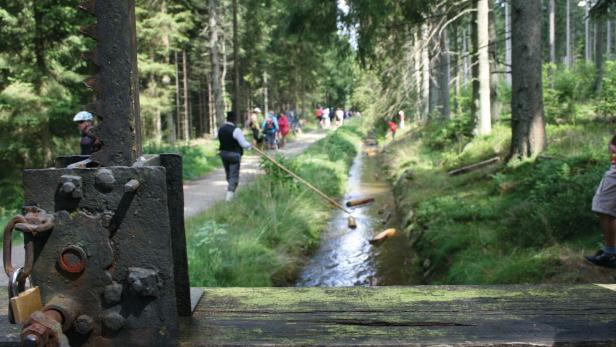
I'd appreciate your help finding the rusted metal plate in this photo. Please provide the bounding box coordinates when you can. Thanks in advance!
[159,154,191,317]
[22,166,178,346]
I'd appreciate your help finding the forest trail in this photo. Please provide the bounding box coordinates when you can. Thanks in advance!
[183,131,326,218]
[0,131,326,286]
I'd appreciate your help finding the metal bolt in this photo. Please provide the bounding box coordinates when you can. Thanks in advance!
[101,213,113,228]
[104,282,123,305]
[95,169,116,192]
[103,312,125,331]
[61,181,76,194]
[74,314,94,335]
[124,179,140,193]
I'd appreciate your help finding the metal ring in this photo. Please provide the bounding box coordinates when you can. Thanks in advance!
[3,216,26,279]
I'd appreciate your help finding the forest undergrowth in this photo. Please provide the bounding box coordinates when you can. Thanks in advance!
[380,63,616,284]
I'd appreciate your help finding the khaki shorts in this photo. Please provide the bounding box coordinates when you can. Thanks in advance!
[592,173,616,217]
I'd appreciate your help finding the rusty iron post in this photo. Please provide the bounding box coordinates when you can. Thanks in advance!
[81,0,142,166]
[1,1,192,345]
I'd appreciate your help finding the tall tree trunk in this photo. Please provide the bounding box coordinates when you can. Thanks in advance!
[174,51,181,140]
[162,1,176,144]
[471,10,480,124]
[209,0,225,129]
[477,0,491,135]
[505,0,512,85]
[439,27,451,119]
[207,75,216,136]
[608,20,612,60]
[463,25,470,86]
[549,0,556,64]
[232,0,241,118]
[489,0,499,122]
[586,1,591,63]
[421,24,431,120]
[33,2,52,164]
[452,23,461,113]
[263,71,269,115]
[182,49,190,140]
[594,18,607,93]
[509,0,546,160]
[566,0,572,68]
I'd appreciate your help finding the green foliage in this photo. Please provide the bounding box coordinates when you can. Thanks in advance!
[144,142,218,180]
[384,116,610,284]
[543,62,595,124]
[596,60,616,117]
[187,120,364,287]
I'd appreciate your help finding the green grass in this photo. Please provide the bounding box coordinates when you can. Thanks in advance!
[144,141,219,180]
[187,119,365,287]
[383,113,613,284]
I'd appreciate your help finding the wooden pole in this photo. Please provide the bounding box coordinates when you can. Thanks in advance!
[252,146,352,215]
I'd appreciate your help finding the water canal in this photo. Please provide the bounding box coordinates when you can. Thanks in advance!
[296,140,417,287]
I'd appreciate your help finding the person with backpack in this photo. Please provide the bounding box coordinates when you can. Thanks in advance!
[262,111,279,150]
[278,112,290,149]
[218,111,252,201]
[73,111,101,155]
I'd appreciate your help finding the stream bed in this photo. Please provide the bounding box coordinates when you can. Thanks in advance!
[296,141,417,287]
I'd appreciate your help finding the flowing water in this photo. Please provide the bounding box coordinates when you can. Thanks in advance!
[296,141,417,287]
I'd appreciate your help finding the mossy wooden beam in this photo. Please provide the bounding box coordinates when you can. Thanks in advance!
[2,285,616,346]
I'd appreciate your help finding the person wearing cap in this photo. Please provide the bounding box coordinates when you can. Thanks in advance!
[218,111,252,201]
[73,111,100,155]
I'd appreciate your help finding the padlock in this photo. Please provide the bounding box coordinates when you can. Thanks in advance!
[8,267,42,324]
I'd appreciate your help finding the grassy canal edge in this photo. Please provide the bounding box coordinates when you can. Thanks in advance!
[187,119,367,287]
[380,117,616,285]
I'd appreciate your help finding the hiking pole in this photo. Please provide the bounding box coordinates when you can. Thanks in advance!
[252,147,357,228]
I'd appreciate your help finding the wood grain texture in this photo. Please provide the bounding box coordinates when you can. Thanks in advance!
[2,285,616,346]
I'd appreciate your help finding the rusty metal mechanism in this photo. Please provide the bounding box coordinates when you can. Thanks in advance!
[2,0,191,346]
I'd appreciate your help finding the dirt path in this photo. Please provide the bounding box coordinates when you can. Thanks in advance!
[0,131,325,286]
[183,131,325,218]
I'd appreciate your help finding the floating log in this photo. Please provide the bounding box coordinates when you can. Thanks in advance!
[347,216,357,229]
[369,228,396,246]
[447,156,500,176]
[346,197,375,208]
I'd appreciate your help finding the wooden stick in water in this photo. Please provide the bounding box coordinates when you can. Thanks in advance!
[252,146,353,215]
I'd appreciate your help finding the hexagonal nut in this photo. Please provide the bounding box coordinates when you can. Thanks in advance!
[103,312,125,331]
[74,315,94,335]
[127,267,161,298]
[60,174,83,198]
[104,282,123,305]
[94,169,116,193]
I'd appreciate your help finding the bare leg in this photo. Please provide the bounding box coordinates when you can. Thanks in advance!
[600,214,616,248]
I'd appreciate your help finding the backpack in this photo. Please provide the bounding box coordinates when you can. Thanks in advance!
[265,118,275,132]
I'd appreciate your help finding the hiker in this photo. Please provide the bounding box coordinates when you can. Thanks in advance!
[586,132,616,267]
[288,109,302,135]
[322,107,331,129]
[278,112,290,149]
[387,117,397,139]
[315,106,323,127]
[335,108,344,127]
[248,111,263,148]
[262,111,279,150]
[398,110,406,129]
[218,111,252,201]
[73,111,100,155]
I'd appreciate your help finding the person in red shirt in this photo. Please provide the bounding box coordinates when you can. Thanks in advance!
[387,117,398,139]
[278,112,290,149]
